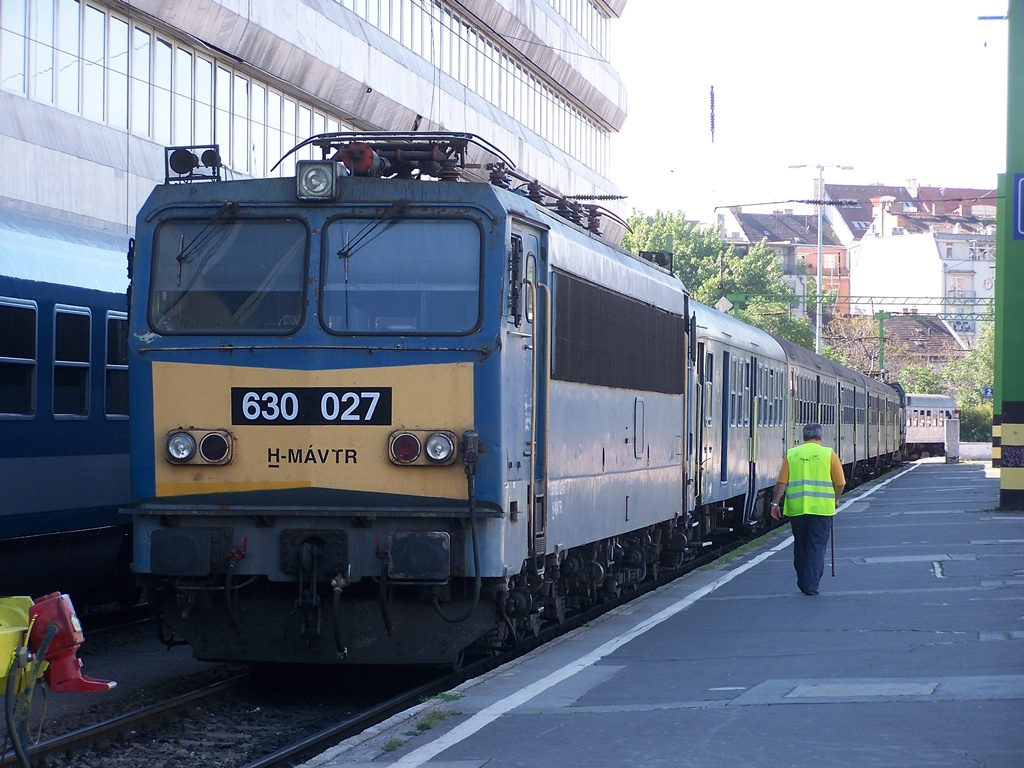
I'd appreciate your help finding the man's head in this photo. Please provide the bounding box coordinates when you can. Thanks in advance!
[803,423,824,441]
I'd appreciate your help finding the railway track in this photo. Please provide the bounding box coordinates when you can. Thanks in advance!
[1,674,249,768]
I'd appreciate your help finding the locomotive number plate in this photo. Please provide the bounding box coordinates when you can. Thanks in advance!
[231,387,392,425]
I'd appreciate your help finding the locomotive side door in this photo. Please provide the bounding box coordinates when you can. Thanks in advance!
[514,227,549,571]
[506,228,548,570]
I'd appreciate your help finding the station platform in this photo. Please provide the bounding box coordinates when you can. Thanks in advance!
[304,459,1023,768]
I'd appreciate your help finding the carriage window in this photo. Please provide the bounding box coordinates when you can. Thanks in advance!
[54,307,90,417]
[105,313,129,417]
[0,300,37,416]
[151,216,307,334]
[323,217,481,335]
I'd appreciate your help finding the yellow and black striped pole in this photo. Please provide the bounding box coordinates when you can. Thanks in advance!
[995,2,1024,508]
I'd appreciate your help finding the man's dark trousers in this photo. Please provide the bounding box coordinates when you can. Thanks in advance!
[789,513,832,593]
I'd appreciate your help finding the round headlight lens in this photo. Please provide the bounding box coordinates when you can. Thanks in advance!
[424,433,455,463]
[390,433,421,464]
[300,166,332,197]
[167,432,197,463]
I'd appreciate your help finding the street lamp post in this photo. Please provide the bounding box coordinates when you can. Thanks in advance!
[789,163,852,354]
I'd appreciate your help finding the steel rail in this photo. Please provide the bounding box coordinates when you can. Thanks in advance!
[1,673,250,768]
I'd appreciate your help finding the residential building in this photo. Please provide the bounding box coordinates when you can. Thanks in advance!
[848,201,995,347]
[718,207,846,318]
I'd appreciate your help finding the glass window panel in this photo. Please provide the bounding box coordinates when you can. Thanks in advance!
[150,218,308,335]
[107,15,127,128]
[1,0,27,94]
[312,110,325,138]
[266,89,281,176]
[194,56,212,141]
[232,73,248,171]
[251,81,265,176]
[105,314,128,416]
[297,104,311,157]
[153,38,171,144]
[57,0,80,112]
[31,0,55,102]
[412,2,424,59]
[173,47,192,144]
[380,0,391,37]
[130,27,150,136]
[0,302,37,416]
[82,4,104,121]
[439,10,450,74]
[280,97,296,175]
[322,218,481,335]
[215,66,231,165]
[53,309,90,417]
[401,0,411,48]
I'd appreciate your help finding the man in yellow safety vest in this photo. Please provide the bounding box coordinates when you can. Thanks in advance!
[769,423,846,595]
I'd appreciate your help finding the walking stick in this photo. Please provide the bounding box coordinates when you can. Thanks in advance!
[830,515,835,577]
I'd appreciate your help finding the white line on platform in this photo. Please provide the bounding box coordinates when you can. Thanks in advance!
[390,549,785,767]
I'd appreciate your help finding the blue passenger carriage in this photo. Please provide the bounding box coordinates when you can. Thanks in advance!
[690,302,788,537]
[127,134,692,665]
[0,210,131,601]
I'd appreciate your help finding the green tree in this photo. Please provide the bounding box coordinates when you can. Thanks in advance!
[943,322,994,409]
[620,209,726,295]
[896,364,946,394]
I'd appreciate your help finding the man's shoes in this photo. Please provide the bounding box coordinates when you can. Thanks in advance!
[801,587,819,596]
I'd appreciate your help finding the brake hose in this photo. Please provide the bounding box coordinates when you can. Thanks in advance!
[431,430,482,623]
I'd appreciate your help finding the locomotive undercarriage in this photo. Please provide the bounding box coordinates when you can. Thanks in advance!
[143,515,712,667]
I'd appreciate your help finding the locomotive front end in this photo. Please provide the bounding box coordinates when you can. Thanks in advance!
[128,136,513,665]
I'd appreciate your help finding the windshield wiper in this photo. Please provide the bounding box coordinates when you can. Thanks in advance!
[177,201,240,284]
[336,200,410,264]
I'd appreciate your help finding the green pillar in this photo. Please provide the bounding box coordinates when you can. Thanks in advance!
[995,1,1024,508]
[874,312,891,374]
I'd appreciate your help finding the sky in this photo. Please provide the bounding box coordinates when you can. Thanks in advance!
[608,1,1009,224]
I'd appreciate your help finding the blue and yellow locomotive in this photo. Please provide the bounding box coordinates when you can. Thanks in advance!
[128,134,694,665]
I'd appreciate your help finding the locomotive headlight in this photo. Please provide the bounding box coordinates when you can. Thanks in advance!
[389,433,421,464]
[296,160,349,200]
[424,432,455,464]
[166,431,197,463]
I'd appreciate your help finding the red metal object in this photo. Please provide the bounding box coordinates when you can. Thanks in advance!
[27,592,116,693]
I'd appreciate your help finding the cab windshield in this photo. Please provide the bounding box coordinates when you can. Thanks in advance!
[321,217,481,335]
[149,217,307,334]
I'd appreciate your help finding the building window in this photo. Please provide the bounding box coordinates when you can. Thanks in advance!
[1,1,28,95]
[82,4,104,122]
[108,14,128,128]
[0,300,37,416]
[53,306,90,417]
[131,26,151,136]
[56,0,80,112]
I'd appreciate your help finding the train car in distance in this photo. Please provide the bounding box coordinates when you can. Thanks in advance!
[0,208,132,603]
[689,302,903,541]
[905,393,959,462]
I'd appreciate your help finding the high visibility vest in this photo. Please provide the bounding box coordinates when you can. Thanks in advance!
[784,441,837,517]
